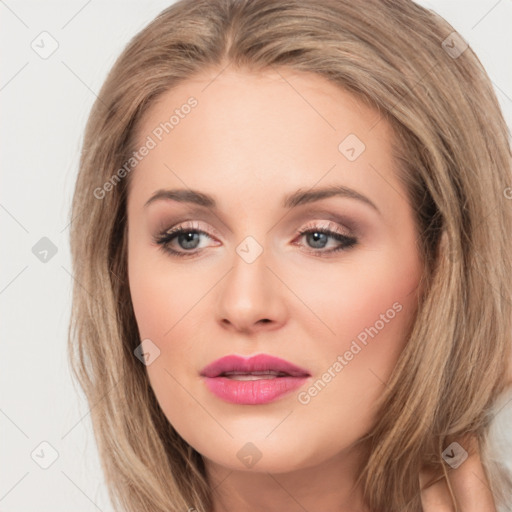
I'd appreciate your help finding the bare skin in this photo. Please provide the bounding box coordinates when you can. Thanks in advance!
[420,434,497,511]
[125,66,495,511]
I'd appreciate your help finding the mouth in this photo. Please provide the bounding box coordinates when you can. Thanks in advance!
[219,370,292,380]
[200,353,311,378]
[200,354,311,405]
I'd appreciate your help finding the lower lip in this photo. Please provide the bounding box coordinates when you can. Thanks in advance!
[202,375,310,405]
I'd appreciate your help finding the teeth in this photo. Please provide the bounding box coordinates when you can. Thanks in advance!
[221,370,288,380]
[227,375,279,381]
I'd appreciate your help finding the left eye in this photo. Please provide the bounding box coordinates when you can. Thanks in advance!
[295,226,358,254]
[154,221,358,258]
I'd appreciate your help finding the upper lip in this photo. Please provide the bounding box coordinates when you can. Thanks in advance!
[200,354,311,378]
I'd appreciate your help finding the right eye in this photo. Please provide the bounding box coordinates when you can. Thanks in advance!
[154,221,219,258]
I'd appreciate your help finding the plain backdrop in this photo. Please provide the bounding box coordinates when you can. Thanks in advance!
[1,1,512,511]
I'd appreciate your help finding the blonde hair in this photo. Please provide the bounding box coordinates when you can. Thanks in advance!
[67,0,512,510]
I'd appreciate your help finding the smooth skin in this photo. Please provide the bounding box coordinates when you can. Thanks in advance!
[126,66,496,511]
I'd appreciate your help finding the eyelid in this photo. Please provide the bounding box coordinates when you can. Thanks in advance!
[159,218,354,241]
[293,208,362,234]
[162,220,220,238]
[297,220,353,237]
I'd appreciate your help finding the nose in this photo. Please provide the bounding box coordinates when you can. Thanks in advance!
[216,247,287,334]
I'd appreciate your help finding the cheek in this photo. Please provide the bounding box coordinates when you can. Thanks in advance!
[292,271,420,448]
[291,247,420,348]
[127,245,203,430]
[128,239,211,342]
[293,247,421,412]
[127,243,218,403]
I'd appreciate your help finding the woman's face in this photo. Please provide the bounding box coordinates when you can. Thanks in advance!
[126,67,424,476]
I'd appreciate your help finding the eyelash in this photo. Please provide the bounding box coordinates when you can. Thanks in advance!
[153,221,358,259]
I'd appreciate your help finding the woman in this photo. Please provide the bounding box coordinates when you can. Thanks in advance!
[67,0,512,510]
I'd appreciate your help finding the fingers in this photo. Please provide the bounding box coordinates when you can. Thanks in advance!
[420,435,497,512]
[420,468,456,512]
[444,440,497,512]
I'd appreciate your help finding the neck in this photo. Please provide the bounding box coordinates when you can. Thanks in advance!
[205,440,370,512]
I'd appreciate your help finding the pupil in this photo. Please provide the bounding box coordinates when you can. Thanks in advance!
[179,231,200,249]
[308,232,327,248]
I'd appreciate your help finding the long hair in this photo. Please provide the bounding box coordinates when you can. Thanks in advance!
[67,0,512,510]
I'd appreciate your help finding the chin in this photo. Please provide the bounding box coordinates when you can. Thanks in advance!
[198,437,323,474]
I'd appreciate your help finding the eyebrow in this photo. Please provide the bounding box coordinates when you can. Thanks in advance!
[144,185,380,214]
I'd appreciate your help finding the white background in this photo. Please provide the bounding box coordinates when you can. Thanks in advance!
[1,1,512,511]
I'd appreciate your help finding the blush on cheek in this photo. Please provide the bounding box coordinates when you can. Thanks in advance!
[330,283,418,375]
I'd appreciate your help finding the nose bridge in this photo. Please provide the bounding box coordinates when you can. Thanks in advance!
[228,234,270,304]
[216,232,285,330]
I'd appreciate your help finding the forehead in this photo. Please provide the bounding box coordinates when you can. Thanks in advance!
[127,67,400,218]
[133,67,384,148]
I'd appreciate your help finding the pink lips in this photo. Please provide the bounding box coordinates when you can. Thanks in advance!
[200,354,311,405]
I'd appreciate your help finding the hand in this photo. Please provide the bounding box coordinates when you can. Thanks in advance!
[420,435,497,511]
